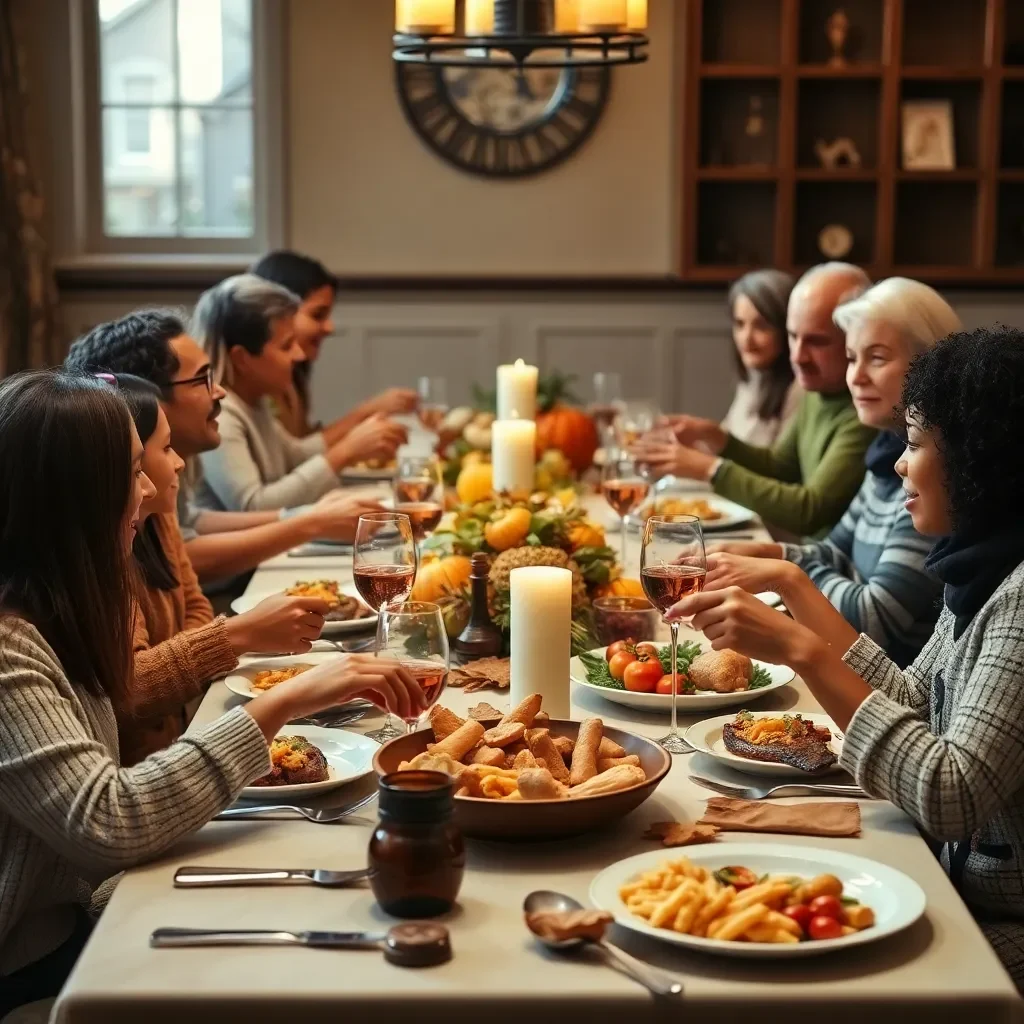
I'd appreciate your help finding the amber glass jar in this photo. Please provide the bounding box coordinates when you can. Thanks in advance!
[369,771,465,919]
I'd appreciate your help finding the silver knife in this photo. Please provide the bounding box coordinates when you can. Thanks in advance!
[174,866,371,888]
[151,927,384,949]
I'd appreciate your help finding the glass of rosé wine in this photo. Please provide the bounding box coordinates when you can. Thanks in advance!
[392,456,444,554]
[641,514,706,754]
[375,601,449,736]
[353,512,418,743]
[417,376,448,436]
[602,450,650,567]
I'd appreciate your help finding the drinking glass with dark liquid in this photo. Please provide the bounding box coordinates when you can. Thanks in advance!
[376,601,450,734]
[641,514,706,755]
[417,376,448,436]
[602,451,650,567]
[354,512,418,743]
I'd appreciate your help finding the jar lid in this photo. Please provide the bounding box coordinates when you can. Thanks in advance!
[379,770,454,822]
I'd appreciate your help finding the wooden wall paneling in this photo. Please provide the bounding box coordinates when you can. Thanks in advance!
[876,0,901,271]
[774,0,799,267]
[977,0,1005,268]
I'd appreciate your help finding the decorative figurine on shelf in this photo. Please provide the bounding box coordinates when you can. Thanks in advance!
[818,224,854,260]
[815,137,862,169]
[827,8,850,67]
[739,95,773,167]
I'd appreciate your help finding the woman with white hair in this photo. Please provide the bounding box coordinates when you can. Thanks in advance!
[193,274,406,511]
[706,277,961,666]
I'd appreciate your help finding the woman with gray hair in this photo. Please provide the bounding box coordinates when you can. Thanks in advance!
[706,277,961,667]
[193,274,406,511]
[721,268,801,446]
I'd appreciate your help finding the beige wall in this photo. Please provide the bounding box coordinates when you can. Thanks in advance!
[287,0,679,276]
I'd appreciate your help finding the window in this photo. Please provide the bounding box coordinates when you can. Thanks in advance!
[84,0,279,251]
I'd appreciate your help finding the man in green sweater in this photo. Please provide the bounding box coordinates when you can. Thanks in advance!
[634,262,876,537]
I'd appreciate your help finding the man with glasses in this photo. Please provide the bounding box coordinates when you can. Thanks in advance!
[65,310,382,586]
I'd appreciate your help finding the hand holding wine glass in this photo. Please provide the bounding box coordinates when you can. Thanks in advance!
[375,601,450,734]
[602,450,650,566]
[641,514,706,755]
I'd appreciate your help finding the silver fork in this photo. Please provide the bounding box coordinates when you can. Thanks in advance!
[689,773,866,799]
[174,865,371,888]
[213,793,377,823]
[291,706,368,729]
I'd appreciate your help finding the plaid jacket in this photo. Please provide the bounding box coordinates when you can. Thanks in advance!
[841,559,1024,983]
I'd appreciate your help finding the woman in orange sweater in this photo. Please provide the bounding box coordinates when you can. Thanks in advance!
[112,374,333,764]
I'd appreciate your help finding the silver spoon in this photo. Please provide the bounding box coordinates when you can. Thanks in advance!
[523,890,683,999]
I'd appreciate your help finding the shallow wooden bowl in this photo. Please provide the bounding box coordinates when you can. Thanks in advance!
[373,718,671,842]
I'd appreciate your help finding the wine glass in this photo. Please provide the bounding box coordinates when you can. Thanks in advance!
[417,376,448,435]
[392,455,444,555]
[589,372,623,446]
[353,512,418,743]
[601,449,650,567]
[640,514,706,755]
[376,601,450,737]
[615,399,659,449]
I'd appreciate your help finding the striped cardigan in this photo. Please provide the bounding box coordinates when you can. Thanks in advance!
[841,557,1024,986]
[0,618,270,976]
[782,468,942,667]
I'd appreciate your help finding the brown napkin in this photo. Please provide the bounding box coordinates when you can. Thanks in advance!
[698,797,861,838]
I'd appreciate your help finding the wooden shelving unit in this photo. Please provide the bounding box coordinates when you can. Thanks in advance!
[681,0,1024,284]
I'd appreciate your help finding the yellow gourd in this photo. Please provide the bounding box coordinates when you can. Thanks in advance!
[411,555,473,602]
[456,462,493,504]
[566,520,606,552]
[594,577,645,599]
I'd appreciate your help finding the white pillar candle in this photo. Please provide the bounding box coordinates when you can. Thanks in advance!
[510,566,572,719]
[496,359,538,421]
[464,0,494,34]
[491,418,536,495]
[579,0,627,31]
[626,0,647,29]
[395,0,455,34]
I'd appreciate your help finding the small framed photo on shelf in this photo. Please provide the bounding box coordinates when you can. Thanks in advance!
[901,100,955,170]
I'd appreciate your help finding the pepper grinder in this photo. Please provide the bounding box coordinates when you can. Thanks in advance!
[452,552,502,659]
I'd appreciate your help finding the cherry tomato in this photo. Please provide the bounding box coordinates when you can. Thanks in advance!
[807,915,844,941]
[783,904,813,933]
[623,658,664,692]
[714,866,758,891]
[608,650,638,680]
[634,642,660,660]
[807,895,844,921]
[606,640,635,663]
[655,674,675,695]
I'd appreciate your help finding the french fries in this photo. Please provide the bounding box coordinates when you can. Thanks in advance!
[617,856,875,945]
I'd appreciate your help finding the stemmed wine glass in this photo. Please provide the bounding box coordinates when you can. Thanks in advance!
[376,601,450,736]
[640,514,706,755]
[392,455,444,557]
[353,512,418,743]
[589,371,623,447]
[417,376,448,436]
[601,450,651,567]
[615,399,659,449]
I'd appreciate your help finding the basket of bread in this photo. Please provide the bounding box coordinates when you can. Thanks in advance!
[373,694,671,841]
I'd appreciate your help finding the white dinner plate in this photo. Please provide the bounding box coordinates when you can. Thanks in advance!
[684,711,843,777]
[341,465,395,482]
[624,495,755,533]
[230,581,375,637]
[589,843,926,959]
[241,725,378,800]
[224,653,338,702]
[570,645,794,713]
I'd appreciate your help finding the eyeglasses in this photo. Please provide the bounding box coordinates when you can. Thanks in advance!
[169,366,214,393]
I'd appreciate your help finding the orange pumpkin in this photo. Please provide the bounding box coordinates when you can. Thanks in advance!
[594,577,646,599]
[536,405,599,474]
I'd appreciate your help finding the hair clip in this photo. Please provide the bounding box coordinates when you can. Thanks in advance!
[94,373,116,385]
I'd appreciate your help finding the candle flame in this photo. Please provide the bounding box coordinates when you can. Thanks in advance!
[514,358,525,368]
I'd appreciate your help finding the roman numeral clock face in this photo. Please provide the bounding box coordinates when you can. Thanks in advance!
[395,64,610,178]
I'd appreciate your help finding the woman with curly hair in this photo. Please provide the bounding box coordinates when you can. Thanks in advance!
[670,325,1024,986]
[705,278,960,666]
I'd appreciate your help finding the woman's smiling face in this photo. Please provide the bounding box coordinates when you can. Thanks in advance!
[896,410,953,537]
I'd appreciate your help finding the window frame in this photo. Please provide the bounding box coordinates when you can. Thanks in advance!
[67,0,284,261]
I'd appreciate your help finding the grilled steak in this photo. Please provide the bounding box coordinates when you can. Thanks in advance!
[722,713,837,773]
[325,594,373,623]
[251,736,330,787]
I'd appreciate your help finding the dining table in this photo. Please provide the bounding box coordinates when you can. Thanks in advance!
[53,482,1023,1024]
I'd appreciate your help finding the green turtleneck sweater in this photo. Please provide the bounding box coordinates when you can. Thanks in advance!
[713,390,876,537]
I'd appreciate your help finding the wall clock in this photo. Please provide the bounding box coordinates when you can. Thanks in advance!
[395,63,611,179]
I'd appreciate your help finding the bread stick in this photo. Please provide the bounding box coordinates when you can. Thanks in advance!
[566,764,646,797]
[598,736,626,759]
[552,735,574,761]
[512,748,539,771]
[517,767,569,800]
[597,754,641,772]
[569,718,603,787]
[467,744,506,767]
[483,721,527,748]
[499,693,542,729]
[428,719,484,760]
[428,705,465,742]
[526,728,570,784]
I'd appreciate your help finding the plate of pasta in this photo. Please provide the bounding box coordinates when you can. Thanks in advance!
[589,844,925,959]
[224,653,336,701]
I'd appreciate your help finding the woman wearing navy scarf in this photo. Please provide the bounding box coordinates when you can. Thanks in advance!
[674,325,1024,988]
[706,278,960,666]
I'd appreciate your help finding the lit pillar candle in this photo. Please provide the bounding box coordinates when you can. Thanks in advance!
[395,0,455,34]
[555,0,580,31]
[579,0,627,31]
[491,418,536,496]
[464,0,494,34]
[510,567,572,719]
[626,0,647,29]
[496,359,538,420]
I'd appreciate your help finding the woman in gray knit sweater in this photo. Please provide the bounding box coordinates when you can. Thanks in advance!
[673,326,1024,987]
[0,371,425,1015]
